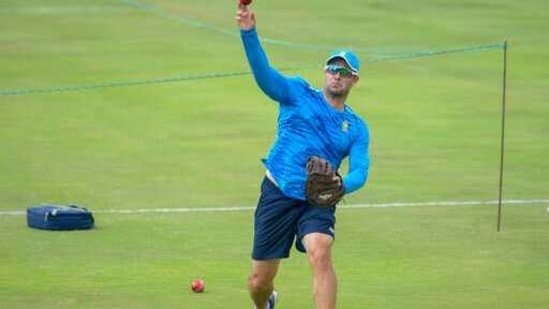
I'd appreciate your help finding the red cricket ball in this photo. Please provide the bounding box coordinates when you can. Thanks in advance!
[240,0,253,6]
[191,279,205,293]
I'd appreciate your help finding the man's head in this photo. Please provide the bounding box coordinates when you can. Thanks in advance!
[323,50,360,100]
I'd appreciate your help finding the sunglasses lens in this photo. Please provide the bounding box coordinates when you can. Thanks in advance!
[326,65,353,77]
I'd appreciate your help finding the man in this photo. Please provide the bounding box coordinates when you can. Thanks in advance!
[236,3,370,309]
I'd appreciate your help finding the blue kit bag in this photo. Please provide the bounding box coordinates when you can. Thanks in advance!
[27,204,95,231]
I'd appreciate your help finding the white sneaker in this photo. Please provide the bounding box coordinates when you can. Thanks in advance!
[267,290,278,309]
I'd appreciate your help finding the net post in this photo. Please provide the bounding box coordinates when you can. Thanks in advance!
[497,39,508,232]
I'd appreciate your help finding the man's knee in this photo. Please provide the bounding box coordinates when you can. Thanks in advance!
[248,271,272,292]
[308,246,333,268]
[248,260,279,292]
[303,233,334,269]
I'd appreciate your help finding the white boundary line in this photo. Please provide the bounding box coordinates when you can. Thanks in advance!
[0,199,547,216]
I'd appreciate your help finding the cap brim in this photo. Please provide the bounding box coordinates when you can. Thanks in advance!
[326,56,359,74]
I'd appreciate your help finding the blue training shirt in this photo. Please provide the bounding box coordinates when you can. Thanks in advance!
[241,28,370,201]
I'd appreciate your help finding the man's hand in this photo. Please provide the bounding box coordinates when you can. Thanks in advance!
[235,2,255,31]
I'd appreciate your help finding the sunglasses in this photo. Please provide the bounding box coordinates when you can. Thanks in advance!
[325,64,357,77]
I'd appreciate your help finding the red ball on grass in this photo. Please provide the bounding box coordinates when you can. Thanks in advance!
[191,279,205,293]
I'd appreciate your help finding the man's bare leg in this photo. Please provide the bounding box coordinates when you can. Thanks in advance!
[303,233,337,309]
[249,259,280,309]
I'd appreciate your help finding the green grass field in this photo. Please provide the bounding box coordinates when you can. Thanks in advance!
[1,0,548,308]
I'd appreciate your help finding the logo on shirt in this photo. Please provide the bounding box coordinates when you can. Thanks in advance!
[342,120,349,132]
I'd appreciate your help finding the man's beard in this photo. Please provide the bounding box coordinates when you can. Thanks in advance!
[326,87,347,98]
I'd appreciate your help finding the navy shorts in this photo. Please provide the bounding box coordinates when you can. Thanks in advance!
[252,177,336,260]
